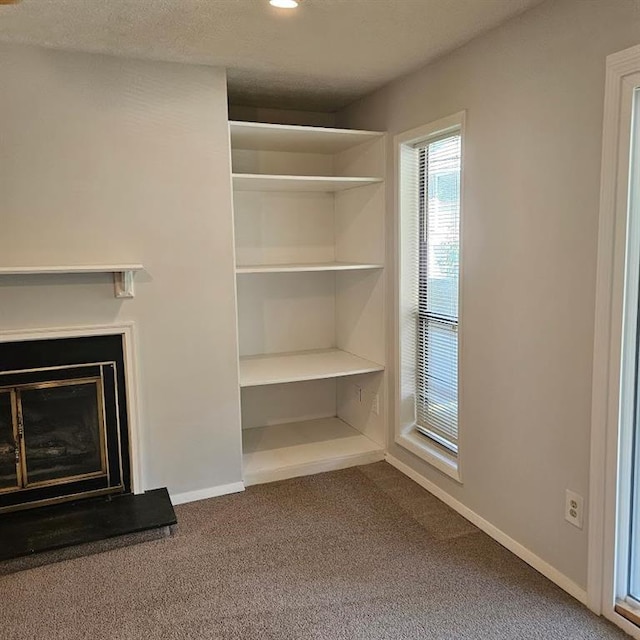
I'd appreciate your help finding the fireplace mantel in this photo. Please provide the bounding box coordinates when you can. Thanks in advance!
[0,265,143,298]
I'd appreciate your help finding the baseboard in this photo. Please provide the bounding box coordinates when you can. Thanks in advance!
[170,481,245,506]
[385,454,588,606]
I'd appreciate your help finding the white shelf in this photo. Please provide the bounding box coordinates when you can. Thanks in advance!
[230,121,383,154]
[0,264,144,298]
[239,348,384,387]
[236,262,383,274]
[0,264,143,275]
[232,174,382,192]
[242,417,384,486]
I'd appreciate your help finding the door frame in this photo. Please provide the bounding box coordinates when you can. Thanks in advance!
[590,43,640,636]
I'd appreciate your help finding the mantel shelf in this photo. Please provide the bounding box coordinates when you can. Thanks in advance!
[0,265,144,299]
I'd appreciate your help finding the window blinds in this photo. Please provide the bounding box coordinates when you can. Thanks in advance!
[415,134,461,453]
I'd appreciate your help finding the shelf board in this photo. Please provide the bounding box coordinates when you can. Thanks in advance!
[242,417,384,486]
[232,174,382,193]
[0,265,143,276]
[0,265,144,298]
[239,348,384,387]
[230,121,383,154]
[236,262,383,274]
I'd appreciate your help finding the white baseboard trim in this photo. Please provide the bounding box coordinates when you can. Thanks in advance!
[170,481,245,506]
[385,454,588,606]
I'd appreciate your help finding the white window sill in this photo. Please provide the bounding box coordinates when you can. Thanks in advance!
[397,428,462,483]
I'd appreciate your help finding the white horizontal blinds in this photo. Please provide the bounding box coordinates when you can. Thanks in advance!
[399,142,420,410]
[416,133,461,453]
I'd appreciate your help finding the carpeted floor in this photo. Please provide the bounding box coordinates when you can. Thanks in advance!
[0,462,629,639]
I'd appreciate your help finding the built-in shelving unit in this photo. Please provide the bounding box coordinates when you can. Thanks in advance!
[229,120,387,486]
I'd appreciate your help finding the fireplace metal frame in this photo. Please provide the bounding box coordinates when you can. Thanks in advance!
[0,375,110,495]
[0,389,20,494]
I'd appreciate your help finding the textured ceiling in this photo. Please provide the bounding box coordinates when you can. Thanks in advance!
[0,0,544,111]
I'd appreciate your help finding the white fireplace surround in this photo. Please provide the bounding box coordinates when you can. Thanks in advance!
[0,322,144,494]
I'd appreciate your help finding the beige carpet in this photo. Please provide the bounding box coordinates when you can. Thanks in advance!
[0,463,628,639]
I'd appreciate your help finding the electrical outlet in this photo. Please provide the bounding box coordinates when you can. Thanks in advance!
[353,384,362,402]
[371,394,379,415]
[565,490,584,529]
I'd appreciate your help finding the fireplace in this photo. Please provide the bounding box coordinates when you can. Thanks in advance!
[0,334,131,512]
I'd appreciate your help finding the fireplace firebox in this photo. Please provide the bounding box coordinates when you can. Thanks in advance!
[0,335,131,513]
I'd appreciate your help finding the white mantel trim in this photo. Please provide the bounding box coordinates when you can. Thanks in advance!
[0,265,143,298]
[0,322,145,494]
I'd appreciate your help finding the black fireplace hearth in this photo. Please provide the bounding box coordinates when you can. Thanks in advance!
[0,488,177,573]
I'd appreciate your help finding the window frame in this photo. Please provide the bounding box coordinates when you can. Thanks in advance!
[394,111,465,482]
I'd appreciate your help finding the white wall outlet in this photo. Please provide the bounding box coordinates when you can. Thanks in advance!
[565,490,584,529]
[371,393,379,415]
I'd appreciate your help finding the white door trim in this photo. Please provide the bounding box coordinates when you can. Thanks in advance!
[589,43,640,635]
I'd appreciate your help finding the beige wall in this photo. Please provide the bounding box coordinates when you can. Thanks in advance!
[341,0,640,588]
[228,105,337,127]
[0,43,242,497]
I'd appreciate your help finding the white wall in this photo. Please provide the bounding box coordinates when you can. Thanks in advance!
[340,0,640,589]
[0,43,243,497]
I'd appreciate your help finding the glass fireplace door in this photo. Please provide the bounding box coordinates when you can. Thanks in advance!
[18,379,107,488]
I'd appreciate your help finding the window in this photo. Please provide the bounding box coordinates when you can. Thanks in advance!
[416,134,461,453]
[395,112,464,480]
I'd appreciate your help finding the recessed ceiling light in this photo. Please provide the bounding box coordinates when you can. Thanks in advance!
[269,0,299,8]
